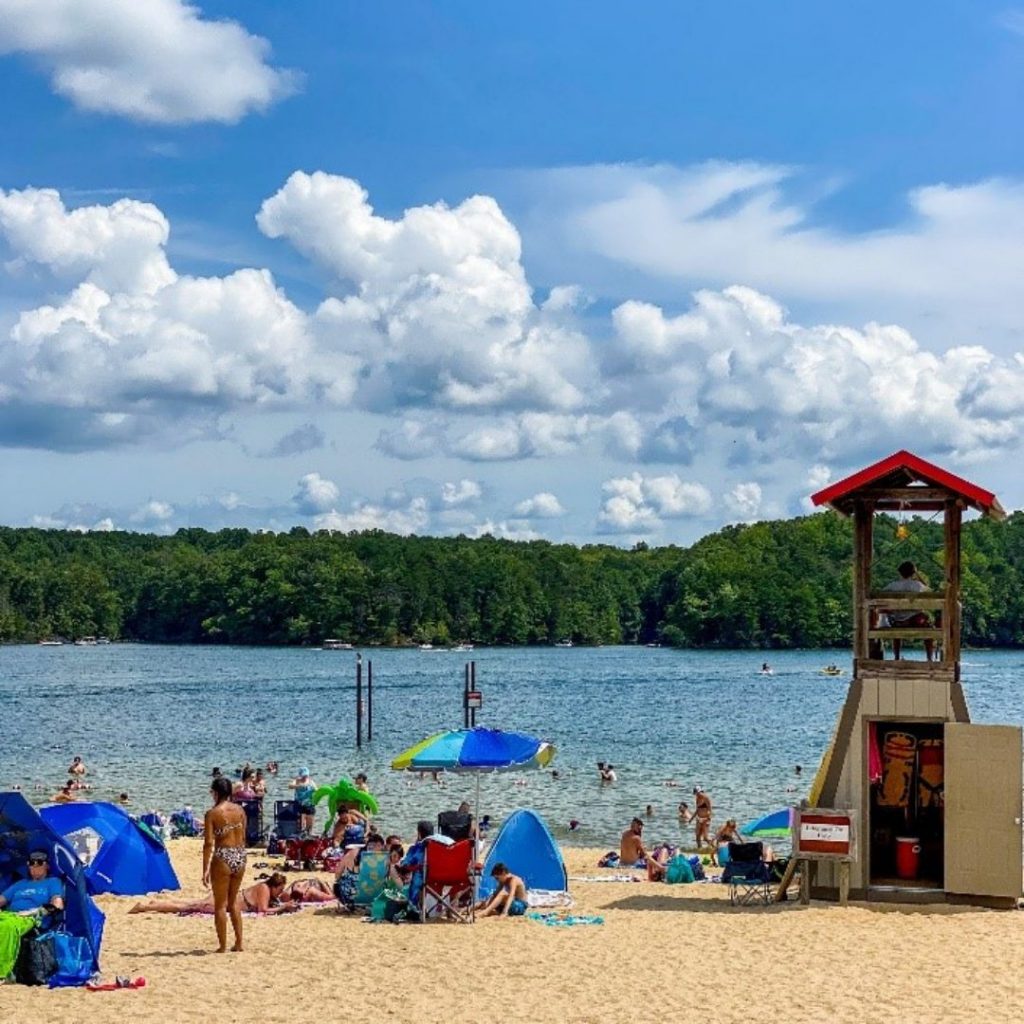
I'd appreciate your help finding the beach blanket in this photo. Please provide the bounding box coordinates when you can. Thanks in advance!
[528,912,603,927]
[526,889,573,908]
[569,874,641,883]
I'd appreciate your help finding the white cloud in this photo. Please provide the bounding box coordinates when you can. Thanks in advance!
[607,285,1024,465]
[293,472,339,515]
[519,162,1024,350]
[130,499,175,524]
[0,186,359,450]
[0,0,297,124]
[441,479,482,507]
[725,482,763,522]
[258,171,599,414]
[468,519,542,541]
[514,492,566,518]
[31,506,115,532]
[598,472,712,533]
[314,497,429,536]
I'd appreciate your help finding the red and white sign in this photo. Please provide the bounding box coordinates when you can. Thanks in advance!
[794,809,855,860]
[465,691,483,709]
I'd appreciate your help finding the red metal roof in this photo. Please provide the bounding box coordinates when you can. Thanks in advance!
[811,449,1004,519]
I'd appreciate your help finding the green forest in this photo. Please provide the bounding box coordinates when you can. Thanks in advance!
[1,511,1023,648]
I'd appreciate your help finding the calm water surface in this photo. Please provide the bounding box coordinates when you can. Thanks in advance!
[3,644,1022,847]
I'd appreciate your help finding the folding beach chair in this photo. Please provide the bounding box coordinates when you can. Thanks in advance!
[353,851,391,908]
[723,841,772,906]
[420,838,475,923]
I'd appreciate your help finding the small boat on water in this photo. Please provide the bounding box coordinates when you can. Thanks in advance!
[73,636,97,646]
[452,643,474,652]
[39,639,64,646]
[820,665,845,677]
[418,643,435,651]
[554,639,573,648]
[322,639,354,650]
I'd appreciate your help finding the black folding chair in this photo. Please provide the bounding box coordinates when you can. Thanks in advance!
[725,841,772,906]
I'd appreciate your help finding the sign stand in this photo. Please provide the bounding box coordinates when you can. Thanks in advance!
[793,805,856,907]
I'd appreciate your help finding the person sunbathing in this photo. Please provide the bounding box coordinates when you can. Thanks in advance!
[477,863,527,918]
[129,874,292,915]
[280,878,334,904]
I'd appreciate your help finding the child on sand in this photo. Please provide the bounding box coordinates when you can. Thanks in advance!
[477,863,527,918]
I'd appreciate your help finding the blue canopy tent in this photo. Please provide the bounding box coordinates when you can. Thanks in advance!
[478,809,567,900]
[41,802,179,896]
[0,792,104,983]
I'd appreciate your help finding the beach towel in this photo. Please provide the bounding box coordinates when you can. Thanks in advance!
[569,874,641,883]
[918,739,944,811]
[528,912,603,927]
[879,731,917,808]
[868,723,883,785]
[0,911,35,978]
[526,889,573,908]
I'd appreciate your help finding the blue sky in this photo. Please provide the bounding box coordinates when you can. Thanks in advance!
[0,1,1022,541]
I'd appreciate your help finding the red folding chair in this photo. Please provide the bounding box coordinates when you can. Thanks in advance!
[420,839,475,923]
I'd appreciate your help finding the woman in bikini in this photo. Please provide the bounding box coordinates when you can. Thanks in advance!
[129,874,291,916]
[204,775,248,952]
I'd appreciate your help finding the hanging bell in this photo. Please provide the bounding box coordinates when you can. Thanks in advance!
[896,523,909,540]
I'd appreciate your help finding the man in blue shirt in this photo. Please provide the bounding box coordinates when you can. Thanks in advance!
[0,851,64,982]
[0,850,64,915]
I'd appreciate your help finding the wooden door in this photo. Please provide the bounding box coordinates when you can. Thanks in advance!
[945,723,1022,900]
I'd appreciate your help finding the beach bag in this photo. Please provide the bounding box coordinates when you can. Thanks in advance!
[665,855,694,885]
[688,856,705,881]
[49,932,94,988]
[15,930,58,986]
[370,885,408,923]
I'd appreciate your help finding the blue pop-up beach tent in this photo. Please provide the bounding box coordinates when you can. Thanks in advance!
[478,808,567,899]
[41,801,179,896]
[0,792,104,982]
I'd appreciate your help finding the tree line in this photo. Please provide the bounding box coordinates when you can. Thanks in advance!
[0,511,1022,648]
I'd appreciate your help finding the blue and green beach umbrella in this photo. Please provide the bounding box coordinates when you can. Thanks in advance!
[741,807,793,838]
[391,727,556,774]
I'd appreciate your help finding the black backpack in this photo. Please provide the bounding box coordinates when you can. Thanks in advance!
[15,930,58,986]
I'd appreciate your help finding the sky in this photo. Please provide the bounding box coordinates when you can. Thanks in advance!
[0,0,1022,544]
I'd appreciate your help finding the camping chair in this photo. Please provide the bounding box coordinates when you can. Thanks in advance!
[273,800,301,841]
[353,851,391,908]
[421,839,475,923]
[723,842,772,906]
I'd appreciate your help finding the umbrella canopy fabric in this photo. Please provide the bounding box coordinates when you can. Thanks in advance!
[41,801,179,896]
[391,727,555,773]
[0,792,105,979]
[741,807,793,838]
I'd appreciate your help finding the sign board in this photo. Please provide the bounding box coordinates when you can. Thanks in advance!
[793,806,856,862]
[465,691,483,709]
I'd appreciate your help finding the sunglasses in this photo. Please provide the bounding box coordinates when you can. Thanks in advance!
[28,858,47,866]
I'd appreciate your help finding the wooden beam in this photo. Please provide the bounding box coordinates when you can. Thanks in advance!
[853,500,873,661]
[944,499,962,668]
[860,487,955,502]
[866,628,944,641]
[865,595,946,611]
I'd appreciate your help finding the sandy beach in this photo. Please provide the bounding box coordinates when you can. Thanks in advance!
[5,839,1023,1024]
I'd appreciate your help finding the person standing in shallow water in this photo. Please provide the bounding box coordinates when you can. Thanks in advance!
[203,776,248,953]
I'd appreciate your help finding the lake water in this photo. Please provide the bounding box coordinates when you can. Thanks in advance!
[2,644,1022,848]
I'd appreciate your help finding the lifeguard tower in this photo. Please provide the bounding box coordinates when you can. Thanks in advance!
[807,450,1021,906]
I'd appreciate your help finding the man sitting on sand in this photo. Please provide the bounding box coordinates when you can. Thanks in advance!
[477,863,528,918]
[620,817,667,881]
